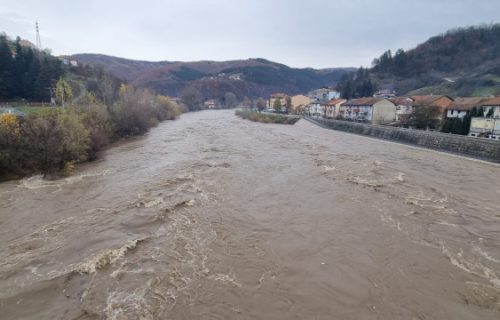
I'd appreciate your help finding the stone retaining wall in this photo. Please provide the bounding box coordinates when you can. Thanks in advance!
[304,117,500,163]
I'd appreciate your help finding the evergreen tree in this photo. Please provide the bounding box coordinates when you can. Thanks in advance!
[0,35,14,99]
[24,53,40,100]
[273,98,282,112]
[486,107,494,117]
[462,114,472,135]
[34,57,54,101]
[477,106,485,117]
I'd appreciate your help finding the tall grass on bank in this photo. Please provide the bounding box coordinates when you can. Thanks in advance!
[235,109,300,125]
[0,85,183,180]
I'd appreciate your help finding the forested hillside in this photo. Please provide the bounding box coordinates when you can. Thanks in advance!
[69,54,353,100]
[338,24,500,98]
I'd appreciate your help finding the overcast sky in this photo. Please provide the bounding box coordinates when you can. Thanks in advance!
[1,0,499,68]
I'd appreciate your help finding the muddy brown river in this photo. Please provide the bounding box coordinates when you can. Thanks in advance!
[1,110,500,319]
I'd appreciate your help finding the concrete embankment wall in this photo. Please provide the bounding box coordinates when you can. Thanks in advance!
[304,117,500,163]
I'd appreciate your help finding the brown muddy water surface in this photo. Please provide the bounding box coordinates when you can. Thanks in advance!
[1,110,500,319]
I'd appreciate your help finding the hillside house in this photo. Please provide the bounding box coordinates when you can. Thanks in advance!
[446,97,487,119]
[324,98,346,119]
[339,98,396,125]
[480,96,500,118]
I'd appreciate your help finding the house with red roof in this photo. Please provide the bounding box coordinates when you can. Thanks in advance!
[445,97,488,119]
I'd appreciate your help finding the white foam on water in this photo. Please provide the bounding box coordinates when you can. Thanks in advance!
[441,243,500,290]
[73,239,145,275]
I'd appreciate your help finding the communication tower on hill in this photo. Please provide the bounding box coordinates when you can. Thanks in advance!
[35,21,42,50]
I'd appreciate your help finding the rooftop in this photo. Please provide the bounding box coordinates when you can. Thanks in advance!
[480,96,500,106]
[343,97,387,106]
[410,95,452,106]
[448,97,488,110]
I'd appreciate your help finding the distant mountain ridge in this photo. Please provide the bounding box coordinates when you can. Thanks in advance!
[68,54,354,99]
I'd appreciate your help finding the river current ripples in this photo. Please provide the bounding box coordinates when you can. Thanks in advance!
[1,110,500,319]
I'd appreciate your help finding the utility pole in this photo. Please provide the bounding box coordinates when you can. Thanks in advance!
[35,21,42,50]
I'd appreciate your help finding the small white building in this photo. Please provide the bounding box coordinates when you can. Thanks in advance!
[204,99,217,109]
[308,102,324,117]
[373,89,396,99]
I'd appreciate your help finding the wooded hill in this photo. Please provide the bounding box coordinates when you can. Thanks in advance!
[68,54,354,100]
[371,24,500,97]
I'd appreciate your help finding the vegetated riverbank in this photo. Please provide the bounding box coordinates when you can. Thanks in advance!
[0,85,183,181]
[235,109,300,124]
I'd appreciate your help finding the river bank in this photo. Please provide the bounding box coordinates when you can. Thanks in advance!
[0,89,183,182]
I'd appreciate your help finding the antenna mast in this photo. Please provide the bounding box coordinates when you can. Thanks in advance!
[35,21,42,49]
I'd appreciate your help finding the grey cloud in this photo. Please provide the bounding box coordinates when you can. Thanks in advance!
[1,0,499,68]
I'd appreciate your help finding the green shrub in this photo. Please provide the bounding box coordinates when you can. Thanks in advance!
[235,110,300,125]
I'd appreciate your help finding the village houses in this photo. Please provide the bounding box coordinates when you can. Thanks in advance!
[339,98,396,125]
[266,88,500,140]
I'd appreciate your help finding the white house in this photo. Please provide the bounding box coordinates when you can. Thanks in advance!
[308,102,324,117]
[204,99,217,109]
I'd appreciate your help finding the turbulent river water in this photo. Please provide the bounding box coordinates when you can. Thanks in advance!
[1,110,500,319]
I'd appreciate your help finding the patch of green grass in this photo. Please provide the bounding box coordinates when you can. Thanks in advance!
[472,87,500,97]
[235,109,300,125]
[16,106,60,114]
